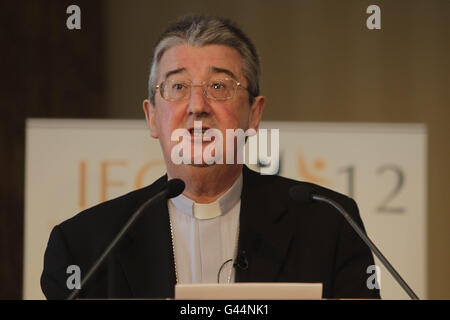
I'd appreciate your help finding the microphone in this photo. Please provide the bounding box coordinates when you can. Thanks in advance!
[233,250,249,271]
[166,178,186,199]
[216,250,249,283]
[67,178,185,300]
[289,185,420,300]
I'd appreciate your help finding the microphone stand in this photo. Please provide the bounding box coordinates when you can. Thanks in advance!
[313,194,420,300]
[67,187,172,300]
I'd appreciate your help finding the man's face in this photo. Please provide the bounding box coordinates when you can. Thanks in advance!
[143,44,265,175]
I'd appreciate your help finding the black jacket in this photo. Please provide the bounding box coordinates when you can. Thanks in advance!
[41,166,380,299]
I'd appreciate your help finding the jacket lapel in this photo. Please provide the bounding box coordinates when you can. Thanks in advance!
[236,166,295,282]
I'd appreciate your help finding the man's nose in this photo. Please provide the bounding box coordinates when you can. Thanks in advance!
[187,85,211,116]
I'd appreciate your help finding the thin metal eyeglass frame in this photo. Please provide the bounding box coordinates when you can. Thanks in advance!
[156,78,248,102]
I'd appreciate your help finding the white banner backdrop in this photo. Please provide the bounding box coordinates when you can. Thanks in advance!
[24,119,427,299]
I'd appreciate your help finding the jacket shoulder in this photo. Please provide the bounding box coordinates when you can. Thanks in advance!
[57,174,167,245]
[244,166,351,204]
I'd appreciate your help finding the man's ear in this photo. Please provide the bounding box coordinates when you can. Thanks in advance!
[142,99,159,138]
[248,96,266,132]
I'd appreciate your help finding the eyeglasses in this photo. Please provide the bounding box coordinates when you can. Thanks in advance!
[156,78,248,102]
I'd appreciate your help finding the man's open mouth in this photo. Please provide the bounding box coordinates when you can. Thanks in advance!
[188,126,213,138]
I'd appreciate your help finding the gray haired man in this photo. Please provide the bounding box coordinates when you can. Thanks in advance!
[41,14,380,299]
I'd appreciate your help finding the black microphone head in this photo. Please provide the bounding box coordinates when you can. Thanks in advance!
[166,179,185,199]
[289,185,314,204]
[233,250,248,271]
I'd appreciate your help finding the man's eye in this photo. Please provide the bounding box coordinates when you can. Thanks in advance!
[172,83,187,90]
[211,82,226,90]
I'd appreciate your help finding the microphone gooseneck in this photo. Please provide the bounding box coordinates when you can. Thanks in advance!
[67,178,185,300]
[289,185,420,300]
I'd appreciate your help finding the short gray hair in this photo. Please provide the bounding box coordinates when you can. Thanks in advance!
[148,14,260,105]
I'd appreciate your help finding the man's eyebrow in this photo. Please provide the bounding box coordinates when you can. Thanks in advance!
[209,67,238,80]
[164,68,187,80]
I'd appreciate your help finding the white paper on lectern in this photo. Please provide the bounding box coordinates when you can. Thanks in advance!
[175,283,323,300]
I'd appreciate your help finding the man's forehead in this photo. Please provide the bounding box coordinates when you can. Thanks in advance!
[157,44,243,80]
[163,66,238,81]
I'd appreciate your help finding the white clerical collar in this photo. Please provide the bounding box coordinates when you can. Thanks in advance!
[169,173,243,220]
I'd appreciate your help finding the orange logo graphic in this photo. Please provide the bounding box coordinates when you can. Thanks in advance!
[297,152,332,187]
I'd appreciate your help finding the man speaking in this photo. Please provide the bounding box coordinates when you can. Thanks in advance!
[41,14,380,299]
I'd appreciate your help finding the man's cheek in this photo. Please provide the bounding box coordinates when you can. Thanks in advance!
[216,110,245,131]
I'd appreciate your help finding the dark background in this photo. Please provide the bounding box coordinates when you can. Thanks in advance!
[1,1,106,299]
